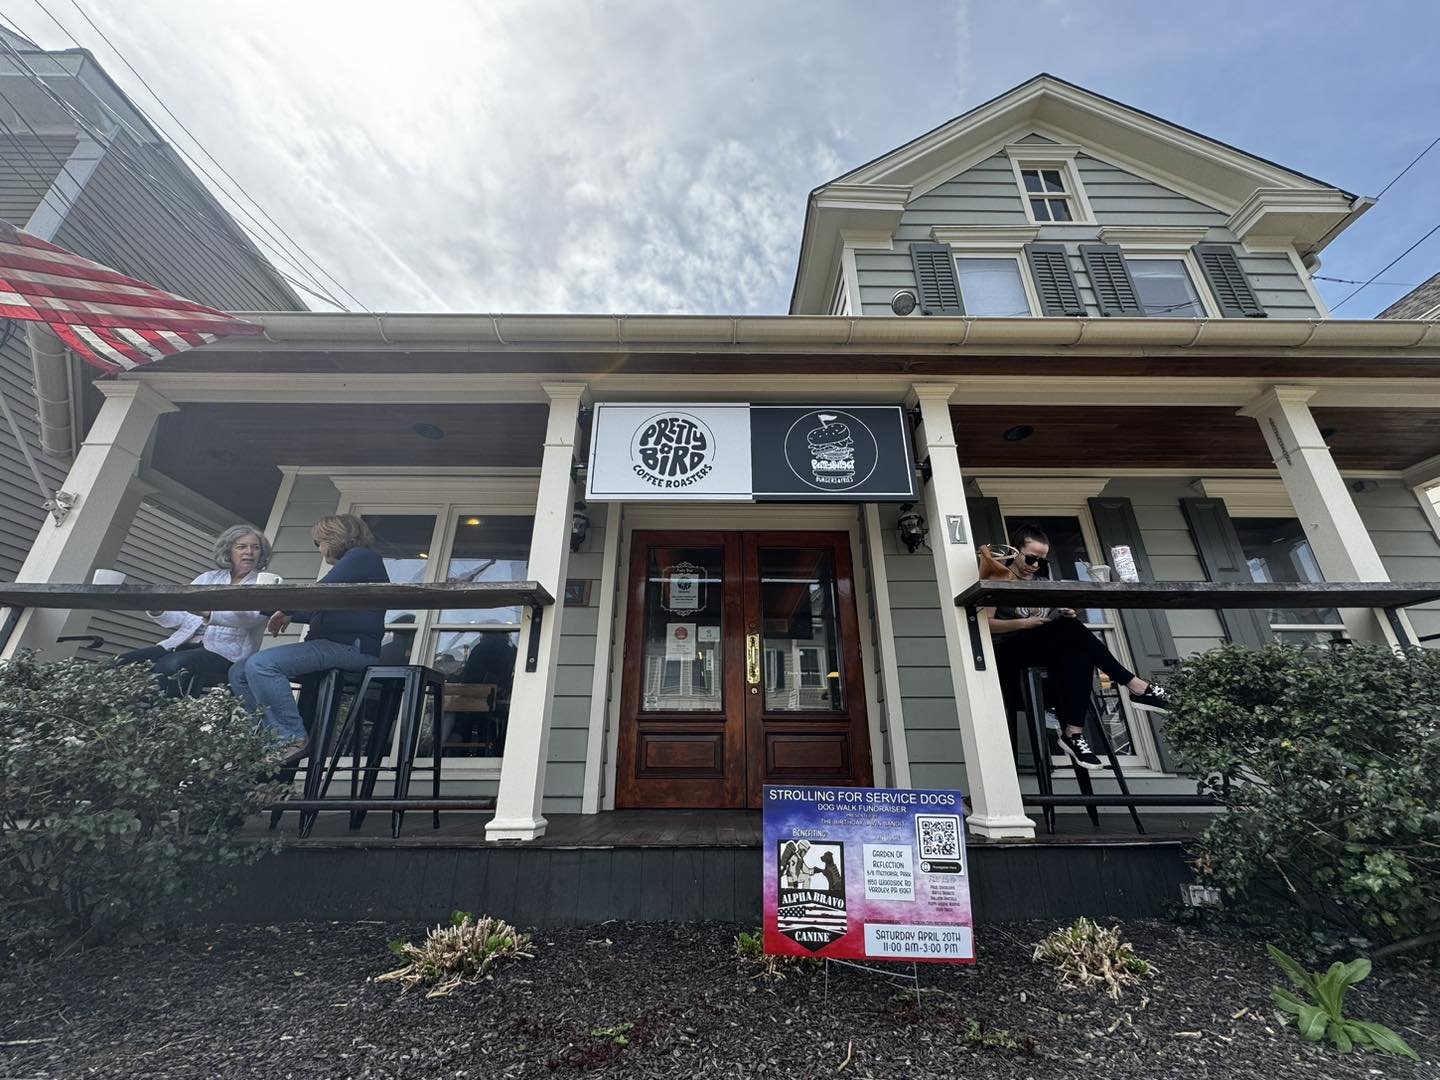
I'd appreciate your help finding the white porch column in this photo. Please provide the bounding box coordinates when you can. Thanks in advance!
[1239,386,1396,645]
[487,382,586,841]
[2,382,173,659]
[911,383,1034,839]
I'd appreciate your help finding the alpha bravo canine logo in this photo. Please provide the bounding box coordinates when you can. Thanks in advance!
[776,840,848,951]
[630,412,715,489]
[782,410,880,492]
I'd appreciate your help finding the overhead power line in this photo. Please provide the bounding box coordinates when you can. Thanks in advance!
[1374,135,1440,201]
[1331,223,1440,312]
[39,0,367,311]
[0,26,350,309]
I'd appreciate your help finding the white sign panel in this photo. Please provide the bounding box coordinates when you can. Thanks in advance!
[587,404,752,501]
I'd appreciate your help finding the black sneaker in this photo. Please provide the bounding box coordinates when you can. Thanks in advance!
[1130,683,1170,711]
[1058,731,1103,769]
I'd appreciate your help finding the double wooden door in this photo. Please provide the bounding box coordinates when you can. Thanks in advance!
[616,531,872,809]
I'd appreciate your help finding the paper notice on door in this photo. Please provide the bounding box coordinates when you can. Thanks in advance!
[697,625,720,642]
[666,623,697,659]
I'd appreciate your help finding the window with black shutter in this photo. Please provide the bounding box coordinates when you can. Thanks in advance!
[1079,244,1144,316]
[1193,244,1267,318]
[908,243,964,315]
[1024,243,1086,316]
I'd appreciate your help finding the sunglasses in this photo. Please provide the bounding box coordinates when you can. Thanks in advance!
[1020,553,1049,570]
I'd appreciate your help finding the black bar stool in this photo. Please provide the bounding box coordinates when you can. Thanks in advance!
[1010,665,1144,835]
[268,668,364,830]
[307,664,445,838]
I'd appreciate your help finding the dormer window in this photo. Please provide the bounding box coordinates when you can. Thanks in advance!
[1020,168,1074,222]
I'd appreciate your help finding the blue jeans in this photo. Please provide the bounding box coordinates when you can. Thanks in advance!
[229,639,375,743]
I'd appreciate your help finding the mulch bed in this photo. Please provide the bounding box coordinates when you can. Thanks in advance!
[0,920,1434,1079]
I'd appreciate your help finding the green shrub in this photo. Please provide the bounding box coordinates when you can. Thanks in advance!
[1267,945,1418,1059]
[0,655,283,956]
[1164,643,1440,953]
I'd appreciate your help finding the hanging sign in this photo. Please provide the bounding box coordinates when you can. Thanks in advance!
[661,561,704,613]
[763,785,974,963]
[586,403,916,502]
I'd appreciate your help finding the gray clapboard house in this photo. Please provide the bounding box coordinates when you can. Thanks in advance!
[5,73,1440,848]
[0,28,302,653]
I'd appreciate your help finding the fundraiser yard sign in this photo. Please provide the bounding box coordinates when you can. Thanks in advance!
[762,785,974,963]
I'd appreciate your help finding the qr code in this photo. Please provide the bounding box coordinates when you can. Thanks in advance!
[915,814,961,860]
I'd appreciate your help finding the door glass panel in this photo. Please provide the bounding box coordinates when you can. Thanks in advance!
[640,547,724,712]
[441,515,535,624]
[759,547,844,712]
[361,514,437,624]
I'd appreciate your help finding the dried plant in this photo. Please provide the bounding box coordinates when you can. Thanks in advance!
[1032,917,1156,1000]
[376,910,533,997]
[734,928,814,983]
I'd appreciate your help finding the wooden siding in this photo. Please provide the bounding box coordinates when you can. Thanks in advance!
[0,133,74,226]
[53,132,299,312]
[852,135,1321,319]
[877,503,965,789]
[1352,480,1440,642]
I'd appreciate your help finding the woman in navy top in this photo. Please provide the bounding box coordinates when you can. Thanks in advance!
[229,514,388,763]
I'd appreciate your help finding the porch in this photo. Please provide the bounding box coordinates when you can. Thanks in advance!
[211,808,1201,926]
[5,313,1440,847]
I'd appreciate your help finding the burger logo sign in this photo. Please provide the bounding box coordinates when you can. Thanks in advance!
[630,412,715,490]
[785,410,880,491]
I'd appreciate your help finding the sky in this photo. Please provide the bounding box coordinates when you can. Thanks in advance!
[2,0,1437,317]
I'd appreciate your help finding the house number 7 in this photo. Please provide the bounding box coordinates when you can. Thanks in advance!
[945,515,967,544]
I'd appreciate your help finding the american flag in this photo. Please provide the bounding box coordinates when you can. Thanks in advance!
[0,220,264,374]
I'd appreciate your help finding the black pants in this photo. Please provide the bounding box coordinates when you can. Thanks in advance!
[117,642,234,699]
[994,617,1136,732]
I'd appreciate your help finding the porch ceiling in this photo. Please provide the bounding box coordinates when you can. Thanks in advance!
[950,405,1440,472]
[150,403,550,525]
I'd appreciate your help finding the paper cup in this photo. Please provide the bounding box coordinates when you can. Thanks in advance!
[1089,565,1113,583]
[256,572,283,585]
[91,568,127,586]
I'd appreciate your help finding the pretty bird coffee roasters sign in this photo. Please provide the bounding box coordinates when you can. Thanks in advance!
[586,403,917,501]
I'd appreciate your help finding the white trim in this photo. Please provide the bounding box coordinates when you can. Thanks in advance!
[263,466,298,544]
[840,247,863,316]
[973,475,1110,512]
[581,502,623,814]
[862,503,911,787]
[930,225,1041,247]
[1199,477,1295,516]
[1097,226,1209,248]
[1227,187,1366,250]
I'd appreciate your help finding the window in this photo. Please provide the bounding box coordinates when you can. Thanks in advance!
[1234,517,1345,644]
[954,257,1033,317]
[798,648,823,689]
[1019,167,1074,222]
[1128,257,1207,318]
[358,510,534,761]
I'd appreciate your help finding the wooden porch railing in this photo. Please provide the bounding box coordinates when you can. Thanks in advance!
[0,581,555,668]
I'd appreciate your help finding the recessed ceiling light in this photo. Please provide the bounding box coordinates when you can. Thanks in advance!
[418,551,429,560]
[1002,425,1035,442]
[1319,427,1338,440]
[464,517,482,526]
[413,422,444,440]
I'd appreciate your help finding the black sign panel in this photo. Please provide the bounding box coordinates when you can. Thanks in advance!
[750,405,917,502]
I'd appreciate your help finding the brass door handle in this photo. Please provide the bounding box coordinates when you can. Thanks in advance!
[746,633,761,685]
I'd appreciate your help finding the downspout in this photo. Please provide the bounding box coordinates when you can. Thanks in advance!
[29,323,75,458]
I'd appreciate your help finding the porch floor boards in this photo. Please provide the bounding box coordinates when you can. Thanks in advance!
[246,807,1205,849]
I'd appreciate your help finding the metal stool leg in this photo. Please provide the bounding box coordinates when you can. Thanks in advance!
[390,669,423,838]
[299,671,352,837]
[307,669,375,837]
[355,677,402,829]
[1089,691,1144,835]
[430,678,443,830]
[1022,668,1056,834]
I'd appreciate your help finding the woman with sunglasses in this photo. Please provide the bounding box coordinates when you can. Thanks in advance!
[986,523,1167,769]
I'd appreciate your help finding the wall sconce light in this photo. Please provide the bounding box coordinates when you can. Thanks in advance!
[570,501,591,552]
[897,503,928,553]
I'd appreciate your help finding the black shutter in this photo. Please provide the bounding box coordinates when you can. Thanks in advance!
[1180,497,1272,648]
[909,243,964,316]
[1194,244,1267,318]
[1024,243,1086,316]
[1079,244,1144,316]
[1088,495,1182,772]
[966,496,1007,549]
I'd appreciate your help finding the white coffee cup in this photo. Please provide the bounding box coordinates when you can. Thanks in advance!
[1089,564,1113,583]
[256,572,283,585]
[91,568,127,586]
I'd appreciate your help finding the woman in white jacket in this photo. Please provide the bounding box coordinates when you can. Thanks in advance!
[118,524,273,697]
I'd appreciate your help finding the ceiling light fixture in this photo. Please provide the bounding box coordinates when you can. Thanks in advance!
[1002,425,1035,442]
[413,422,444,440]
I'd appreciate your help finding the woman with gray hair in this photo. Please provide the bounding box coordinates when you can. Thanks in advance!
[117,524,274,698]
